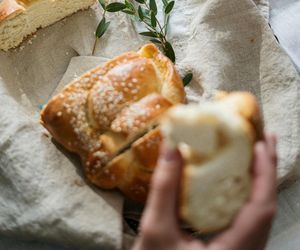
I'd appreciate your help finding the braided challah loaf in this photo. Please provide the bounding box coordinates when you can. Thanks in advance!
[41,44,186,202]
[161,92,263,232]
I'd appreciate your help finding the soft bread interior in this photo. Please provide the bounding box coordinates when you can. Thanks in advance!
[162,102,255,232]
[163,105,221,157]
[0,0,95,50]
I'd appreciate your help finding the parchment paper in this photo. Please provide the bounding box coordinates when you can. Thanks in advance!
[0,0,299,249]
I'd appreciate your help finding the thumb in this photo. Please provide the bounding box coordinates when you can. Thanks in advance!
[141,142,183,231]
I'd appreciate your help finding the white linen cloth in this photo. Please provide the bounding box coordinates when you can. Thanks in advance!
[266,1,300,250]
[0,0,300,249]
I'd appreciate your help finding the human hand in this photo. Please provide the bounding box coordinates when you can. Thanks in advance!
[132,133,277,250]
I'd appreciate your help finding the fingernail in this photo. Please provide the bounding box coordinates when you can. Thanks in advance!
[160,143,181,165]
[162,148,177,162]
[271,133,277,145]
[265,132,277,143]
[255,141,266,153]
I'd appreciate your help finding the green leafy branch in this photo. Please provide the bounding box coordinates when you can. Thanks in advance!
[93,0,193,86]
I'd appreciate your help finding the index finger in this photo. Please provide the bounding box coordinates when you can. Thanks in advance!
[251,134,277,204]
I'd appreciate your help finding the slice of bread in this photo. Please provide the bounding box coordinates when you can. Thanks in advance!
[162,92,263,233]
[0,0,95,51]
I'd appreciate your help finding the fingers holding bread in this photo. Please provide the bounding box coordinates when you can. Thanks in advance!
[161,92,264,233]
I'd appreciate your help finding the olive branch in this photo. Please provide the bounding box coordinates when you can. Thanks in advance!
[93,0,192,86]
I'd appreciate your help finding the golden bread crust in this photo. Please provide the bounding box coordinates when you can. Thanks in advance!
[89,128,162,203]
[215,91,263,140]
[41,44,185,202]
[0,0,24,22]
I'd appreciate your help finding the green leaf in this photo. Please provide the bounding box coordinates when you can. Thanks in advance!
[106,2,126,12]
[134,0,145,3]
[150,38,161,44]
[163,15,170,34]
[150,11,157,27]
[96,17,110,38]
[165,1,174,14]
[125,0,135,11]
[98,0,106,9]
[138,6,144,20]
[149,0,157,15]
[164,41,176,63]
[122,9,135,15]
[141,7,150,19]
[162,0,168,6]
[139,31,158,38]
[182,72,193,86]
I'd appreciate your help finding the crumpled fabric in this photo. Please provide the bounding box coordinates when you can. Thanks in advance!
[0,0,299,249]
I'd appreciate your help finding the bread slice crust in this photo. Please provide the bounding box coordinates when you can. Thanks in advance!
[0,0,96,51]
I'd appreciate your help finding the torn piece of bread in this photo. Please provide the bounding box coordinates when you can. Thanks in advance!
[0,0,96,51]
[40,44,185,202]
[161,92,263,233]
